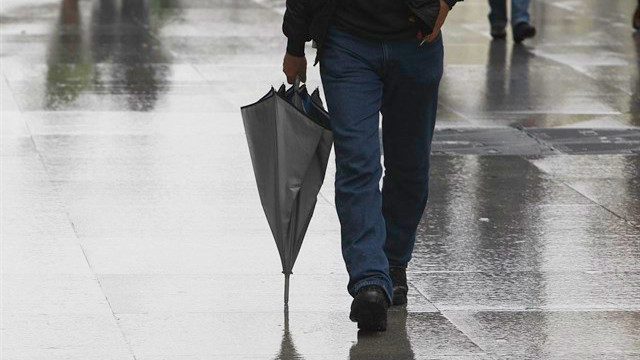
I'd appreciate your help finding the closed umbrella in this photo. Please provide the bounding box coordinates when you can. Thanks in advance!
[241,81,333,304]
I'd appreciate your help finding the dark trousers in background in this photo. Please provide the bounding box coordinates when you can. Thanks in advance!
[319,26,443,301]
[489,0,532,28]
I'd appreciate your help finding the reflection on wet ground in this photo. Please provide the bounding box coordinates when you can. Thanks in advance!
[1,0,639,359]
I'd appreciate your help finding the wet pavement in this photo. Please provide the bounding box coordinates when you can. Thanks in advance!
[1,0,639,359]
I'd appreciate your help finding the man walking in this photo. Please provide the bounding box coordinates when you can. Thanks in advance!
[488,0,536,42]
[282,0,461,331]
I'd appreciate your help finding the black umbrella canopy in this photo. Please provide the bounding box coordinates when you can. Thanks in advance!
[241,82,332,304]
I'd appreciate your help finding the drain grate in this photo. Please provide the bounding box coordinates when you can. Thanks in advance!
[430,128,554,155]
[523,128,640,155]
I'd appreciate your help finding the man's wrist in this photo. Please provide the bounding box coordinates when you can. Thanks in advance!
[286,38,306,57]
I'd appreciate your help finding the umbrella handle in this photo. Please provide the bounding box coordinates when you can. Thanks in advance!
[294,76,304,94]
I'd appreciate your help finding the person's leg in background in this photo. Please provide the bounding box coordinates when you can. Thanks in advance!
[634,0,640,30]
[381,34,444,305]
[510,0,531,26]
[319,27,392,330]
[511,0,536,43]
[488,0,508,39]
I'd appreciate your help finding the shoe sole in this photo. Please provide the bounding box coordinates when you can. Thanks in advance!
[350,302,387,331]
[514,27,536,43]
[392,293,407,306]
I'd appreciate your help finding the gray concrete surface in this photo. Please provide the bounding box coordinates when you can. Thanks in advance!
[1,0,639,359]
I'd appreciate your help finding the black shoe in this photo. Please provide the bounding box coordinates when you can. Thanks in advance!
[491,25,507,40]
[634,7,640,30]
[349,286,389,332]
[390,267,408,306]
[513,22,536,43]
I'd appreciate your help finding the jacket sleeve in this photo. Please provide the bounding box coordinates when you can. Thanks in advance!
[405,0,463,34]
[444,0,461,10]
[282,0,313,56]
[404,0,440,34]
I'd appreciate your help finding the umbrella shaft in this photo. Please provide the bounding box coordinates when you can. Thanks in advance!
[284,274,290,305]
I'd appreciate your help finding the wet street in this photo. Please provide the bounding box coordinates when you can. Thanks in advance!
[1,0,640,359]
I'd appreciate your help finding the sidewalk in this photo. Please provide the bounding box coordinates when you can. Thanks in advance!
[1,0,639,359]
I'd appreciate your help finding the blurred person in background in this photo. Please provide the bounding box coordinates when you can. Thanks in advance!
[634,0,640,30]
[488,0,536,42]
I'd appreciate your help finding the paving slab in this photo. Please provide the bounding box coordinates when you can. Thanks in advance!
[97,274,437,314]
[1,274,111,314]
[445,311,640,359]
[531,155,640,225]
[116,311,484,359]
[1,313,134,360]
[411,271,640,311]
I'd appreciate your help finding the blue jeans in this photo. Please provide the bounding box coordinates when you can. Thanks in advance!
[319,27,443,301]
[489,0,531,28]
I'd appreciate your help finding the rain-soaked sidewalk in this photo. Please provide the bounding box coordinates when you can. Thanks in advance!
[1,0,639,359]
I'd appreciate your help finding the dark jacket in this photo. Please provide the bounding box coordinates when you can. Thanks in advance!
[283,0,461,63]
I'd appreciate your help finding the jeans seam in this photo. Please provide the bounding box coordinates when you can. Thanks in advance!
[381,43,389,80]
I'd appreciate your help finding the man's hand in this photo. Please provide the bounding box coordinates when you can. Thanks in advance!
[424,0,450,42]
[283,53,307,84]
